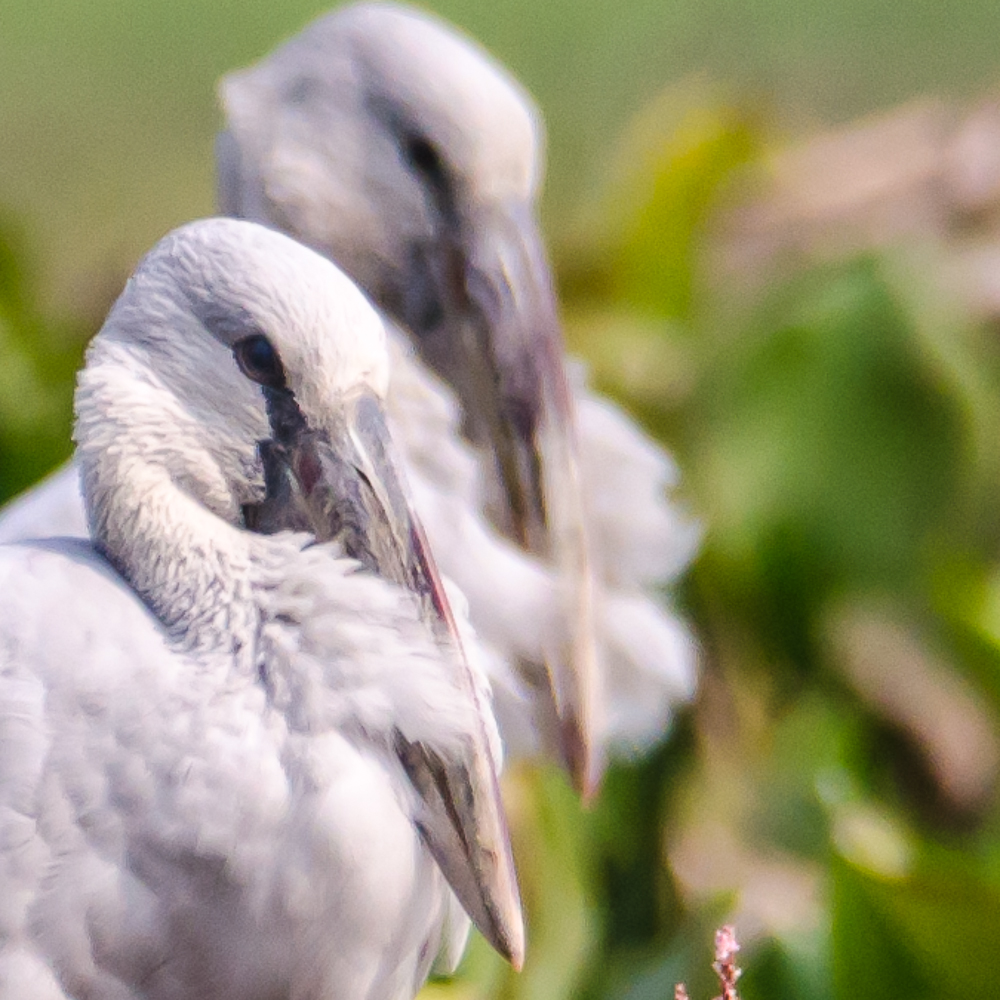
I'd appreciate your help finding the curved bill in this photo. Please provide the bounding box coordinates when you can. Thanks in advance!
[244,386,524,970]
[407,201,603,798]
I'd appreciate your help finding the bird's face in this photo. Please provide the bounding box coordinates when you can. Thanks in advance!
[85,218,523,964]
[140,218,468,639]
[219,3,601,794]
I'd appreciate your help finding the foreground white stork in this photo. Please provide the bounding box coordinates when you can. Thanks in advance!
[0,218,522,999]
[0,2,699,795]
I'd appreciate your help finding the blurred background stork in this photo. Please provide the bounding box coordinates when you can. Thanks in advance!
[5,0,1000,998]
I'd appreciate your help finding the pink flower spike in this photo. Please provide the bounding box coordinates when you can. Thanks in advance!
[712,925,742,1000]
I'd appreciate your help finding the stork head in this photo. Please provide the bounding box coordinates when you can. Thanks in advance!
[74,217,523,968]
[219,2,601,796]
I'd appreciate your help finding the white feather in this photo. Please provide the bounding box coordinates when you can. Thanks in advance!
[0,218,517,999]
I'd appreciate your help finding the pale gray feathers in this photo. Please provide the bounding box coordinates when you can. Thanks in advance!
[0,218,503,999]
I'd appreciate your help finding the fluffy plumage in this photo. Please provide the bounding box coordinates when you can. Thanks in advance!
[219,2,702,764]
[0,218,516,999]
[0,2,700,766]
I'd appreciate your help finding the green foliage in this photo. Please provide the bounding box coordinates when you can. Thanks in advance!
[0,214,86,501]
[558,85,1000,999]
[831,850,1000,1000]
[562,85,760,323]
[690,259,968,676]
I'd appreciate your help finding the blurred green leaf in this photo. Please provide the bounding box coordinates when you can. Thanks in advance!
[692,259,967,668]
[740,934,834,1000]
[558,85,760,318]
[0,213,86,501]
[832,852,1000,1000]
[599,88,760,323]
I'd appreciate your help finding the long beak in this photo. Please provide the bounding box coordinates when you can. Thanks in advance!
[244,387,524,969]
[411,202,602,798]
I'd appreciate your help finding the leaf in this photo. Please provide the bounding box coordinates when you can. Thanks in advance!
[831,852,1000,1000]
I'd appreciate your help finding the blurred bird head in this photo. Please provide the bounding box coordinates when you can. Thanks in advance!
[218,1,602,796]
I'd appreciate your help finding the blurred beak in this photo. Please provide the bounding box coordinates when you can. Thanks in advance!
[244,387,524,969]
[410,201,602,798]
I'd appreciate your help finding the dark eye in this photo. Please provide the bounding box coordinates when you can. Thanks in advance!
[234,334,286,389]
[403,134,444,182]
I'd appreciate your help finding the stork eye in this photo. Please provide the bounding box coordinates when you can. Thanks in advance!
[234,334,286,389]
[403,134,445,183]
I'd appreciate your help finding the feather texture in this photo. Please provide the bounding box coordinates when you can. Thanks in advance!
[0,218,519,998]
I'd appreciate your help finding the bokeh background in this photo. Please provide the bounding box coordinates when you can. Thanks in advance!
[5,1,1000,997]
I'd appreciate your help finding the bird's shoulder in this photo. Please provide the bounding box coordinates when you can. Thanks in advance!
[0,537,172,669]
[0,462,88,545]
[0,539,185,978]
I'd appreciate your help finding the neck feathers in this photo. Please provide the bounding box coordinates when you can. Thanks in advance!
[74,336,265,662]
